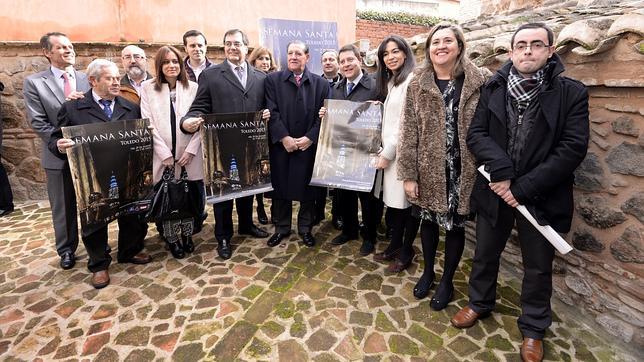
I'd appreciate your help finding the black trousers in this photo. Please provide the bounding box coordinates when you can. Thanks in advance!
[0,161,13,210]
[385,206,420,263]
[213,195,253,242]
[468,203,555,339]
[338,189,383,241]
[81,214,147,272]
[273,198,314,234]
[314,187,328,220]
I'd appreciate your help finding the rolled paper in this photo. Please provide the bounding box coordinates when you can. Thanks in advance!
[477,165,573,255]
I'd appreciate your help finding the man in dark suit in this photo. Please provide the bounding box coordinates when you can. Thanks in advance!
[451,23,589,362]
[50,59,151,289]
[0,81,14,217]
[264,40,330,248]
[24,32,91,269]
[326,45,384,255]
[181,29,269,260]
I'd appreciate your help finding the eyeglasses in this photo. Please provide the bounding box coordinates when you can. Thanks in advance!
[224,41,244,48]
[122,54,145,61]
[513,40,550,52]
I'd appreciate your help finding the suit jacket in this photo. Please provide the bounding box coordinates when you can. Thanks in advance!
[24,68,90,169]
[140,80,202,183]
[331,69,377,102]
[466,55,589,233]
[265,67,330,201]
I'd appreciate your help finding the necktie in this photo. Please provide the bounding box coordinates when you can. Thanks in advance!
[99,99,113,119]
[62,72,72,97]
[347,82,354,95]
[235,66,246,88]
[295,74,302,87]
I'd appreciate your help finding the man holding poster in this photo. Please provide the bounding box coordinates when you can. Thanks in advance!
[51,59,151,289]
[264,40,330,248]
[181,29,270,260]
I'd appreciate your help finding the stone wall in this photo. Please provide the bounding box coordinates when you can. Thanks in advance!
[355,19,432,50]
[0,42,224,201]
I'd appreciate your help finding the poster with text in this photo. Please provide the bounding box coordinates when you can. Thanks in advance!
[63,119,153,229]
[259,18,337,75]
[310,100,382,191]
[201,112,272,204]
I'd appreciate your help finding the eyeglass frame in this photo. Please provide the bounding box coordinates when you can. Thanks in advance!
[122,54,145,61]
[512,40,551,52]
[224,41,245,48]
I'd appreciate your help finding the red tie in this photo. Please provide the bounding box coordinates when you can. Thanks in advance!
[62,72,72,97]
[295,74,301,87]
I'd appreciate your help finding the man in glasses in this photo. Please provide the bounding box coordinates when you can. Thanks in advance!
[120,45,151,104]
[451,23,589,362]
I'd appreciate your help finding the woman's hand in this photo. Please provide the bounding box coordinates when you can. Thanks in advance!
[176,152,194,167]
[375,155,390,170]
[404,180,418,199]
[161,157,174,167]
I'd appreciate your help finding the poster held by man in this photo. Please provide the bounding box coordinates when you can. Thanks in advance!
[62,118,154,229]
[201,111,272,204]
[311,99,382,192]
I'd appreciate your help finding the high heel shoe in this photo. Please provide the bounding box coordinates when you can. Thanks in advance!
[182,235,195,253]
[168,242,185,259]
[430,282,454,311]
[413,272,434,299]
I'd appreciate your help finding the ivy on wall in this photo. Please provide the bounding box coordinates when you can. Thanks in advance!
[356,10,451,27]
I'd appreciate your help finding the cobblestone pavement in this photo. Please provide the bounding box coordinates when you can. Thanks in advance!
[0,202,636,361]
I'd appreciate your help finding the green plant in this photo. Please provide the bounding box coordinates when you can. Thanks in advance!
[357,9,452,27]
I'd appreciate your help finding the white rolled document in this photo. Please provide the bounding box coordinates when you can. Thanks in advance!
[477,165,573,255]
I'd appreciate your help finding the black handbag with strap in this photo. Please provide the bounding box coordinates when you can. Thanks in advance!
[146,166,199,221]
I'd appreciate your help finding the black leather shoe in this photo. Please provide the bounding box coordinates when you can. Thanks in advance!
[217,239,232,259]
[0,207,14,217]
[257,207,269,225]
[430,282,454,311]
[168,242,185,259]
[239,225,269,238]
[301,232,316,247]
[413,272,435,299]
[330,234,354,246]
[332,215,344,230]
[267,232,290,247]
[182,236,195,253]
[105,245,112,255]
[359,240,375,256]
[60,252,76,270]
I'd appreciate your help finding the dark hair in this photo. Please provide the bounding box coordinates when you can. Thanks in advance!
[320,49,338,62]
[154,45,189,91]
[375,35,416,100]
[40,32,67,51]
[182,30,207,46]
[510,22,554,48]
[338,44,362,61]
[424,22,466,79]
[287,40,309,54]
[223,29,249,46]
[248,46,278,73]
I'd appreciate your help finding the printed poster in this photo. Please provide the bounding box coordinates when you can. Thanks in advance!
[200,112,272,204]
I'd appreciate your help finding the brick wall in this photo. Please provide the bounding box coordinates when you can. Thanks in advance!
[355,19,431,49]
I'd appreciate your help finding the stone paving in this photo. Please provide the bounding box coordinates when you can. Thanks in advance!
[0,202,636,361]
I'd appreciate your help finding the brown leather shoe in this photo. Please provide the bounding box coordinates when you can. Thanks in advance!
[450,306,482,328]
[91,270,110,289]
[128,252,152,265]
[520,338,544,362]
[386,258,412,273]
[374,248,400,262]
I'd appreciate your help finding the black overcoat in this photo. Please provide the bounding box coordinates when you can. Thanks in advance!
[466,55,589,233]
[330,69,378,102]
[265,68,330,201]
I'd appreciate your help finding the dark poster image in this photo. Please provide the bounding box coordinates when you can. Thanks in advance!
[62,119,153,228]
[311,100,382,192]
[200,112,272,204]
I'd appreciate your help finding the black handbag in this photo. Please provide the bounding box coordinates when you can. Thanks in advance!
[146,166,199,221]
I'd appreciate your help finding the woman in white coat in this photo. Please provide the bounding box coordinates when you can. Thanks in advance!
[140,45,203,259]
[372,35,421,272]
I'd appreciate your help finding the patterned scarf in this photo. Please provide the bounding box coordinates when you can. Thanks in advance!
[506,63,548,113]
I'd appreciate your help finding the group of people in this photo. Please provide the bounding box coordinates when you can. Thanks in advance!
[24,21,589,361]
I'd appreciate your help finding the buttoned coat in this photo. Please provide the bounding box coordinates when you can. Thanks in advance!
[140,80,201,183]
[398,59,490,215]
[265,68,330,201]
[24,68,90,169]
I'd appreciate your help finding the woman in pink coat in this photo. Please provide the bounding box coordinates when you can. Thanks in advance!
[140,45,203,259]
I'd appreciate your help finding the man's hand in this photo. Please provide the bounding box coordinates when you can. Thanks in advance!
[500,189,519,207]
[176,152,194,167]
[489,180,511,196]
[318,107,326,119]
[375,156,390,170]
[294,136,312,151]
[56,138,75,153]
[403,180,418,199]
[281,136,298,152]
[162,157,174,167]
[65,91,85,101]
[183,117,203,133]
[262,109,270,121]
